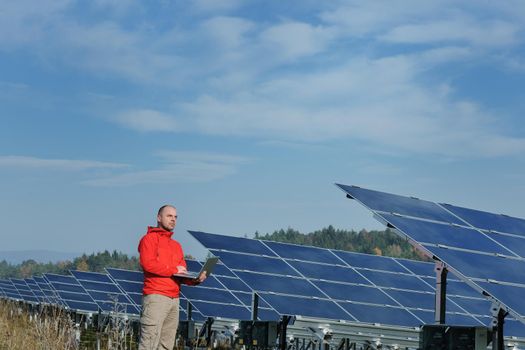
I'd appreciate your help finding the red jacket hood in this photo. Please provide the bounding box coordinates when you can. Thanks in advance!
[146,226,174,238]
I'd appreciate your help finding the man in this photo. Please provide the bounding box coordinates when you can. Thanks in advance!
[138,205,206,350]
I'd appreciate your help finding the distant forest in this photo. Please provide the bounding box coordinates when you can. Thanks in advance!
[0,226,426,278]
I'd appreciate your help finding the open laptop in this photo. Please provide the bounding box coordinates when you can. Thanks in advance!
[173,256,219,279]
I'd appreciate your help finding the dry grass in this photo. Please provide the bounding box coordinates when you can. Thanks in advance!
[0,299,76,350]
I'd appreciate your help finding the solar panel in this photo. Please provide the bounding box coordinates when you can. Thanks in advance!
[335,183,525,333]
[10,278,39,303]
[105,268,205,322]
[0,279,22,300]
[25,278,47,303]
[180,260,255,320]
[70,270,140,315]
[43,273,98,313]
[33,275,62,305]
[105,268,145,309]
[189,230,521,333]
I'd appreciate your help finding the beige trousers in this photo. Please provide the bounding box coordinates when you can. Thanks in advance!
[139,294,180,350]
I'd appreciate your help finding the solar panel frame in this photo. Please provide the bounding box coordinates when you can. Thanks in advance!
[43,273,99,313]
[70,270,140,315]
[190,230,525,334]
[335,183,525,327]
[10,278,39,303]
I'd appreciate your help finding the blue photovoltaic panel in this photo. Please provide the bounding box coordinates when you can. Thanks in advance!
[209,250,299,276]
[105,268,143,308]
[233,271,324,298]
[189,231,276,256]
[184,259,282,321]
[442,203,525,237]
[449,296,492,316]
[181,259,254,320]
[486,233,525,258]
[191,230,525,330]
[0,279,22,300]
[340,302,421,327]
[106,267,206,321]
[357,269,433,292]
[333,250,408,273]
[287,260,370,285]
[71,270,140,315]
[423,247,525,286]
[395,259,435,277]
[44,273,98,313]
[33,276,62,305]
[336,184,464,225]
[474,282,525,317]
[217,276,251,292]
[264,241,342,265]
[412,310,483,327]
[315,281,393,304]
[259,293,351,321]
[381,213,514,256]
[10,278,38,303]
[25,278,47,303]
[337,183,525,327]
[189,301,251,320]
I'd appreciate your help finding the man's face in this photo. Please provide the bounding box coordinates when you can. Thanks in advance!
[157,206,177,232]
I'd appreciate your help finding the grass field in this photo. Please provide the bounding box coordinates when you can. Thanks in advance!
[0,299,76,349]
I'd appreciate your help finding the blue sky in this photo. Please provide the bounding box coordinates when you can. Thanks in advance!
[1,0,525,259]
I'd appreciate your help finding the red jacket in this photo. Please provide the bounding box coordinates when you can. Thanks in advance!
[138,226,188,298]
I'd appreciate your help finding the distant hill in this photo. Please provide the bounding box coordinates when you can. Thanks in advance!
[0,250,81,265]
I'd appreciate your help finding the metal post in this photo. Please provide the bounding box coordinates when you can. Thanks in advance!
[492,307,507,350]
[434,261,447,324]
[251,292,259,320]
[187,302,192,321]
[280,316,291,350]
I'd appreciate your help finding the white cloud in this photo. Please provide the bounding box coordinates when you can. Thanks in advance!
[154,150,250,165]
[201,16,254,49]
[259,22,335,61]
[381,18,519,48]
[169,54,525,157]
[114,109,180,132]
[84,150,250,187]
[191,0,243,13]
[0,156,127,170]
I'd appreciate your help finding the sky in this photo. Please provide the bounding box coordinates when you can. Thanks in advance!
[1,0,525,260]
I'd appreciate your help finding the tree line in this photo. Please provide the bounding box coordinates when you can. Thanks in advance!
[1,226,426,278]
[256,225,427,260]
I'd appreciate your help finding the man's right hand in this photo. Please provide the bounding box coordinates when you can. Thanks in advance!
[176,265,187,274]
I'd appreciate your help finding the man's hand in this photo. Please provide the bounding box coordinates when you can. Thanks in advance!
[195,271,207,284]
[176,265,187,274]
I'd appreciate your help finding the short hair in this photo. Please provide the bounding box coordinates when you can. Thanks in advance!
[157,204,175,216]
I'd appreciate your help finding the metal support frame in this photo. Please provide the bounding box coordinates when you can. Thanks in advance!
[187,302,192,321]
[280,315,293,350]
[492,306,508,350]
[434,261,447,324]
[251,292,259,321]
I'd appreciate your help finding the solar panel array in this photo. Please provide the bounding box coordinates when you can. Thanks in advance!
[336,183,525,334]
[189,230,525,337]
[3,215,525,338]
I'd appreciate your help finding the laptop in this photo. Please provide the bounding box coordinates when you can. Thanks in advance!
[173,256,219,279]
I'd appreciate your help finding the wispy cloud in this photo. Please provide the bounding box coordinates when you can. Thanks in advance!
[114,109,180,132]
[84,150,250,187]
[4,1,525,159]
[381,18,519,47]
[0,156,128,170]
[117,54,525,158]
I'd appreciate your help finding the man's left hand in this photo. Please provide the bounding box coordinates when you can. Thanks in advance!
[195,271,207,284]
